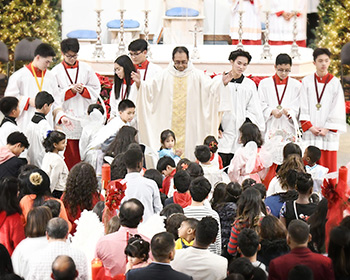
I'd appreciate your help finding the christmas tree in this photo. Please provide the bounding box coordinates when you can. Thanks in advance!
[0,0,61,74]
[316,0,350,76]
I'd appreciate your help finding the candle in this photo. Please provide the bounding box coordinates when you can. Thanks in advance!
[239,0,244,12]
[95,0,102,10]
[101,163,111,190]
[145,0,149,10]
[120,0,124,10]
[91,258,103,280]
[263,0,270,12]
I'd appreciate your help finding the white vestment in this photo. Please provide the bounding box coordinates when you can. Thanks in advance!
[299,74,346,151]
[51,61,101,139]
[218,76,265,154]
[229,0,262,41]
[0,119,20,147]
[269,0,307,42]
[258,76,301,141]
[136,62,230,160]
[5,66,63,130]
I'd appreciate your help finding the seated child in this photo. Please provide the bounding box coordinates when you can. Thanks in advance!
[303,145,328,198]
[175,218,198,250]
[203,135,223,169]
[238,228,268,275]
[158,129,182,164]
[157,156,176,196]
[164,170,192,208]
[25,91,54,167]
[124,235,151,273]
[0,96,20,146]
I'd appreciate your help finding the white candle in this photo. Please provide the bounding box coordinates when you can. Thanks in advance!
[263,0,270,12]
[120,0,124,10]
[239,0,244,12]
[145,0,149,10]
[95,0,102,10]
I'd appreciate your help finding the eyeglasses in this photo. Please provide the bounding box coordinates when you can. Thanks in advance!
[64,53,78,59]
[174,60,188,66]
[128,51,143,57]
[277,69,291,73]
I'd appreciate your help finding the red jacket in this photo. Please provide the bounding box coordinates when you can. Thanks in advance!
[0,211,25,255]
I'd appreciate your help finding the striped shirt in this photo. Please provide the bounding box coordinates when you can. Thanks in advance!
[227,220,249,255]
[183,205,222,255]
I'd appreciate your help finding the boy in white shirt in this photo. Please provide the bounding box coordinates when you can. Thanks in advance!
[0,96,21,146]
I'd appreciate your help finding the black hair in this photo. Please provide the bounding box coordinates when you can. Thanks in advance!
[253,183,266,199]
[52,255,77,280]
[295,172,313,195]
[195,216,218,247]
[42,199,61,218]
[288,220,310,244]
[189,176,211,202]
[172,46,189,59]
[283,142,302,160]
[308,198,328,253]
[313,48,331,61]
[228,257,254,278]
[34,43,56,57]
[288,265,313,280]
[173,170,191,193]
[128,39,148,52]
[7,131,29,148]
[42,130,66,152]
[194,145,211,163]
[305,145,321,164]
[237,228,259,257]
[160,129,176,150]
[106,126,138,157]
[239,123,263,147]
[226,182,242,203]
[144,169,163,189]
[0,177,22,216]
[92,201,105,222]
[87,103,104,115]
[165,213,187,240]
[340,216,350,230]
[35,91,54,109]
[203,135,219,153]
[224,274,245,280]
[228,49,252,63]
[18,164,38,200]
[0,243,13,275]
[176,158,191,172]
[211,182,227,210]
[160,203,184,218]
[60,38,80,53]
[119,198,144,228]
[275,53,292,66]
[252,267,267,280]
[123,147,143,170]
[1,273,24,280]
[110,153,127,180]
[241,178,256,191]
[46,217,69,239]
[0,96,19,116]
[26,169,52,207]
[183,217,199,230]
[124,235,150,261]
[151,232,175,262]
[236,188,261,230]
[186,162,204,181]
[118,99,135,112]
[157,156,176,172]
[114,55,136,99]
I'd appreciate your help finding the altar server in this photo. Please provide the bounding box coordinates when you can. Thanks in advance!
[51,38,101,169]
[0,97,21,147]
[218,49,265,168]
[300,48,346,173]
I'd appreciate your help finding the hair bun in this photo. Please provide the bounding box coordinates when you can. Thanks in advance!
[29,172,43,186]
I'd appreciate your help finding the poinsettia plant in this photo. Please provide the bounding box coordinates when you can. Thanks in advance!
[96,73,113,120]
[346,101,350,125]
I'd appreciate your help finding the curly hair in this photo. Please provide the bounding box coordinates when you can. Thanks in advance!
[277,154,305,191]
[62,162,100,218]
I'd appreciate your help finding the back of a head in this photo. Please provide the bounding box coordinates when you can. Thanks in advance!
[42,199,61,218]
[118,99,135,112]
[237,188,261,224]
[239,123,263,147]
[144,169,163,189]
[252,267,267,280]
[0,96,19,116]
[253,183,266,199]
[151,232,175,262]
[226,182,242,203]
[259,215,287,240]
[278,154,304,188]
[156,156,176,172]
[46,217,69,239]
[288,220,310,245]
[87,103,104,115]
[195,216,218,247]
[237,228,259,257]
[119,198,144,228]
[283,143,302,160]
[306,146,321,164]
[25,205,52,237]
[295,172,313,195]
[224,274,245,280]
[328,226,350,277]
[52,255,77,280]
[60,38,79,53]
[128,39,148,52]
[275,53,292,66]
[173,170,191,193]
[228,257,254,279]
[34,43,56,57]
[189,176,211,202]
[7,131,29,149]
[194,145,211,163]
[123,147,143,170]
[35,91,54,109]
[160,203,184,218]
[203,135,219,153]
[241,178,256,191]
[0,177,21,216]
[288,265,313,280]
[186,162,204,180]
[176,158,191,172]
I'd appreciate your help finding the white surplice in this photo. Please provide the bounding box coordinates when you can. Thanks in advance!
[0,119,20,147]
[136,62,230,160]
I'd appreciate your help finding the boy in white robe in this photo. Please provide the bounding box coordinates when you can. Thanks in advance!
[25,91,54,167]
[51,38,101,170]
[0,97,21,147]
[300,48,346,173]
[258,53,301,142]
[4,43,68,130]
[218,49,265,167]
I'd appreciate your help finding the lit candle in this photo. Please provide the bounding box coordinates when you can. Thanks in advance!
[95,0,102,10]
[239,0,244,12]
[263,0,270,12]
[120,0,124,10]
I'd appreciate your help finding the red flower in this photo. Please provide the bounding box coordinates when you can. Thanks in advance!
[105,179,127,211]
[346,101,350,114]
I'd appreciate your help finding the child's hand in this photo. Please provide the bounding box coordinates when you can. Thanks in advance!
[175,149,183,157]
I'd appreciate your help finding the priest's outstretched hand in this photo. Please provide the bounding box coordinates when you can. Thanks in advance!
[61,116,74,131]
[131,70,141,89]
[222,71,234,86]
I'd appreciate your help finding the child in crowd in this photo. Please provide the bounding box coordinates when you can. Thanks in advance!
[41,130,68,199]
[25,91,54,167]
[0,96,20,147]
[124,235,151,273]
[280,171,317,227]
[238,228,268,275]
[228,123,272,184]
[164,170,192,208]
[144,168,168,206]
[158,129,182,163]
[157,156,176,196]
[79,103,105,173]
[203,135,223,169]
[303,145,328,198]
[175,218,198,250]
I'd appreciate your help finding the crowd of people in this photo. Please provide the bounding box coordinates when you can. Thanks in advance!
[0,34,349,280]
